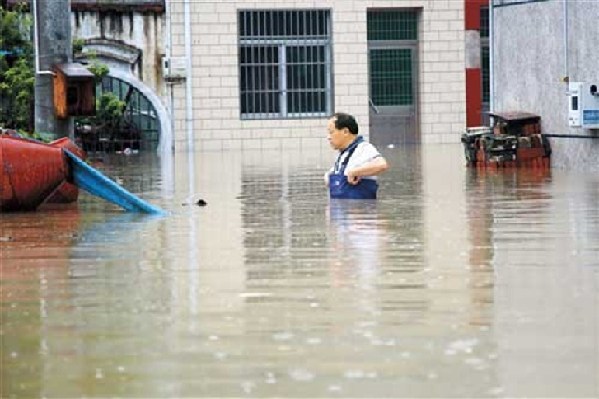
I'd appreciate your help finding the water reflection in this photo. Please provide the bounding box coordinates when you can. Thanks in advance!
[463,166,598,397]
[327,200,384,289]
[1,144,598,398]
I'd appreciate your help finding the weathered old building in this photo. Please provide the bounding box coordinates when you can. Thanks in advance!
[69,0,171,152]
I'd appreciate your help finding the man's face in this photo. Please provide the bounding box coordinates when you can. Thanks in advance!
[327,118,348,150]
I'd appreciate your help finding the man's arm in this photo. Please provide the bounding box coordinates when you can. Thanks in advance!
[346,156,389,185]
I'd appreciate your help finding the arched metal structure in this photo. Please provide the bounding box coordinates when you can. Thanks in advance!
[74,39,172,153]
[108,68,172,154]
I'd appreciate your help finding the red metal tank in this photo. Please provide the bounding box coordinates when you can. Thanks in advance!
[0,135,68,211]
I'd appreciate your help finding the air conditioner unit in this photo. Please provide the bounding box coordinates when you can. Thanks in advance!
[161,56,187,81]
[568,82,599,129]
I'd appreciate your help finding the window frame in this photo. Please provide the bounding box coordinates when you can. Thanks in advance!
[238,9,333,120]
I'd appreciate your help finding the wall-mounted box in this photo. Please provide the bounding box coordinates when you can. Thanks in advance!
[568,82,599,129]
[161,56,187,81]
[53,63,96,119]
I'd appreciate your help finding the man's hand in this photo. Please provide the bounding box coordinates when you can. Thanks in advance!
[346,157,389,185]
[346,170,361,185]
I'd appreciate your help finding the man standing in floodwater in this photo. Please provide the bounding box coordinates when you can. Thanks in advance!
[325,112,389,199]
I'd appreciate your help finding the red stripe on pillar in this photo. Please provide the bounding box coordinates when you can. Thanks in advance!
[465,0,488,30]
[466,68,482,127]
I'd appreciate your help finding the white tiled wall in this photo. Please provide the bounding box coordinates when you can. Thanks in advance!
[168,0,465,151]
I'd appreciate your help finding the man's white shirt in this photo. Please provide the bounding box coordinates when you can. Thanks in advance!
[331,141,382,180]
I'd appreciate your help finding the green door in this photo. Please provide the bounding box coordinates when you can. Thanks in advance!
[367,10,419,146]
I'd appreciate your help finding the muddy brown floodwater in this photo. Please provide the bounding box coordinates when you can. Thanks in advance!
[1,144,598,398]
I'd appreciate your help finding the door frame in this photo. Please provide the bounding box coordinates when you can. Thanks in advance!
[367,36,420,145]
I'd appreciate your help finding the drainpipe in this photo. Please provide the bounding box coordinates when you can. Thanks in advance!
[184,0,194,152]
[489,0,495,122]
[164,0,174,149]
[184,0,197,294]
[32,0,55,77]
[161,0,175,196]
[563,0,568,83]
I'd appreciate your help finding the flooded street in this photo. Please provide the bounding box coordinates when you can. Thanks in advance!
[1,144,598,398]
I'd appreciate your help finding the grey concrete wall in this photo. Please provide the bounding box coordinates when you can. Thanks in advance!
[493,0,599,171]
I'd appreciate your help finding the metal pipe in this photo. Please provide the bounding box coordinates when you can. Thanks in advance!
[493,0,551,8]
[163,0,175,153]
[32,0,55,76]
[563,0,568,82]
[489,0,495,121]
[184,0,194,151]
[544,133,599,139]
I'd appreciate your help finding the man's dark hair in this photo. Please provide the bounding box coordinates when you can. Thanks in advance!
[332,112,359,135]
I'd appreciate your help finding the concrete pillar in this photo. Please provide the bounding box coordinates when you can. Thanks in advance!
[34,0,72,139]
[464,0,488,128]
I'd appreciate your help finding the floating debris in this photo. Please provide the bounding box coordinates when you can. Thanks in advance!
[182,198,207,206]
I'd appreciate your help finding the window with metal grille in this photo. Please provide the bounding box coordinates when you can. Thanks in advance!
[238,10,332,119]
[369,49,413,106]
[481,46,490,104]
[480,6,489,38]
[75,76,160,153]
[367,10,417,107]
[480,7,490,105]
[100,77,159,150]
[367,10,418,41]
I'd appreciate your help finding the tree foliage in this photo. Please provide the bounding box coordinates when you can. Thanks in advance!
[0,5,34,132]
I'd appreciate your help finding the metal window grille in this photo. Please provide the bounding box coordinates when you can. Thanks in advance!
[480,6,489,38]
[370,49,413,106]
[238,9,332,120]
[100,77,159,148]
[480,7,490,105]
[367,10,418,41]
[77,76,159,152]
[481,46,490,104]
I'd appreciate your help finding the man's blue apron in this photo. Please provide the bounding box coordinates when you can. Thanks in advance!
[329,136,378,200]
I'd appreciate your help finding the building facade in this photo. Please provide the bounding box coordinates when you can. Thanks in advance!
[10,0,487,152]
[492,0,599,170]
[165,0,482,151]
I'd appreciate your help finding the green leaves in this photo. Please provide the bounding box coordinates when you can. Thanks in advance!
[96,92,125,125]
[88,62,109,82]
[0,6,34,132]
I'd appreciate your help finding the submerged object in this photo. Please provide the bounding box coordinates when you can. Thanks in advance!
[1,135,68,211]
[1,134,165,214]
